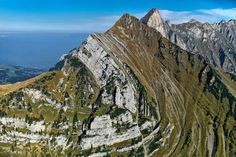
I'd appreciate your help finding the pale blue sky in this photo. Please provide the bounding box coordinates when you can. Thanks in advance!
[0,0,235,32]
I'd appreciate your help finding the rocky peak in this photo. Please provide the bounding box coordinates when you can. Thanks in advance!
[140,8,167,37]
[0,9,236,157]
[139,9,236,74]
[188,19,201,24]
[216,19,236,27]
[220,19,226,23]
[112,13,139,28]
[228,19,236,23]
[109,12,163,49]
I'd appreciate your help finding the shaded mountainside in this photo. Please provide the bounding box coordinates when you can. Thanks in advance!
[0,64,44,84]
[0,12,235,157]
[215,19,236,50]
[141,9,236,74]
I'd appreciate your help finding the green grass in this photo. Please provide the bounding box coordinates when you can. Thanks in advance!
[95,104,111,116]
[33,103,58,122]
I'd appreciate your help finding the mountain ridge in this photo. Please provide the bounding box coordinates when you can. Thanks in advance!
[140,8,236,74]
[0,9,235,157]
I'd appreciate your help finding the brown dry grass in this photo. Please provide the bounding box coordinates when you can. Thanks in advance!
[0,73,47,97]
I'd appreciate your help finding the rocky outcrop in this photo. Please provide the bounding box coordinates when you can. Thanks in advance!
[0,9,235,157]
[214,19,236,49]
[141,8,169,38]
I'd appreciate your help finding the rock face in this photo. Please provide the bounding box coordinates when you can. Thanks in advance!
[141,8,168,38]
[215,20,236,50]
[0,10,235,157]
[141,9,236,74]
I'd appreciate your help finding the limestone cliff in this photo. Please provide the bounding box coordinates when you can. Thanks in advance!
[0,11,235,157]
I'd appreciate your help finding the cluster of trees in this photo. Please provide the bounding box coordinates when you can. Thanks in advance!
[25,114,44,125]
[0,110,7,117]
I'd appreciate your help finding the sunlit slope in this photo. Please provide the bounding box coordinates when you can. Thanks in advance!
[0,14,235,157]
[0,73,49,97]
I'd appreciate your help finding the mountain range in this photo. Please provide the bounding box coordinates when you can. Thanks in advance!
[0,9,235,157]
[141,9,236,74]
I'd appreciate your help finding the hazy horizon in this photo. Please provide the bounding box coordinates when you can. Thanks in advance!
[0,0,235,69]
[0,32,89,69]
[0,0,235,32]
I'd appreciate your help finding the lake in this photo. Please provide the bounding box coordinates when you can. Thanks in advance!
[0,32,89,69]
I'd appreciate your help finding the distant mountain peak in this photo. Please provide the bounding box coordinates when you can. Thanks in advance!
[217,19,236,26]
[142,8,160,20]
[140,8,167,37]
[111,13,140,30]
[148,8,159,14]
[118,13,138,23]
[140,9,236,74]
[0,8,236,157]
[219,19,226,24]
[189,19,201,24]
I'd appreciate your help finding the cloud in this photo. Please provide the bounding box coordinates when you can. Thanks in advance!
[0,15,122,33]
[90,8,236,31]
[0,8,236,32]
[200,8,236,18]
[159,8,236,24]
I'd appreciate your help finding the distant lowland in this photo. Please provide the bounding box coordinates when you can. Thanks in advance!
[0,64,44,84]
[0,32,89,69]
[0,32,88,83]
[0,8,235,157]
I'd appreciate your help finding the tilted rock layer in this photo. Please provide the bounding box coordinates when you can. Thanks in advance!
[0,10,235,157]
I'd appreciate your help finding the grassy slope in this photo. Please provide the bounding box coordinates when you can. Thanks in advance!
[0,14,235,157]
[0,72,48,97]
[101,14,236,157]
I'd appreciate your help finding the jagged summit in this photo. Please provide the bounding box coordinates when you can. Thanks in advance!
[139,9,236,74]
[145,8,159,16]
[109,13,144,33]
[189,19,201,24]
[217,19,236,26]
[112,13,148,31]
[228,19,236,23]
[0,8,235,157]
[219,19,226,24]
[113,13,138,27]
[140,8,168,37]
[141,8,161,23]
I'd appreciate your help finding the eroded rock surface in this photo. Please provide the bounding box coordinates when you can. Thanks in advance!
[141,8,236,74]
[0,9,235,157]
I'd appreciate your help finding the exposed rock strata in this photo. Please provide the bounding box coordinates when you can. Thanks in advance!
[141,8,236,74]
[0,9,235,157]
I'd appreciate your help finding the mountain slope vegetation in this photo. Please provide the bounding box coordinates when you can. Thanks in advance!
[0,10,235,157]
